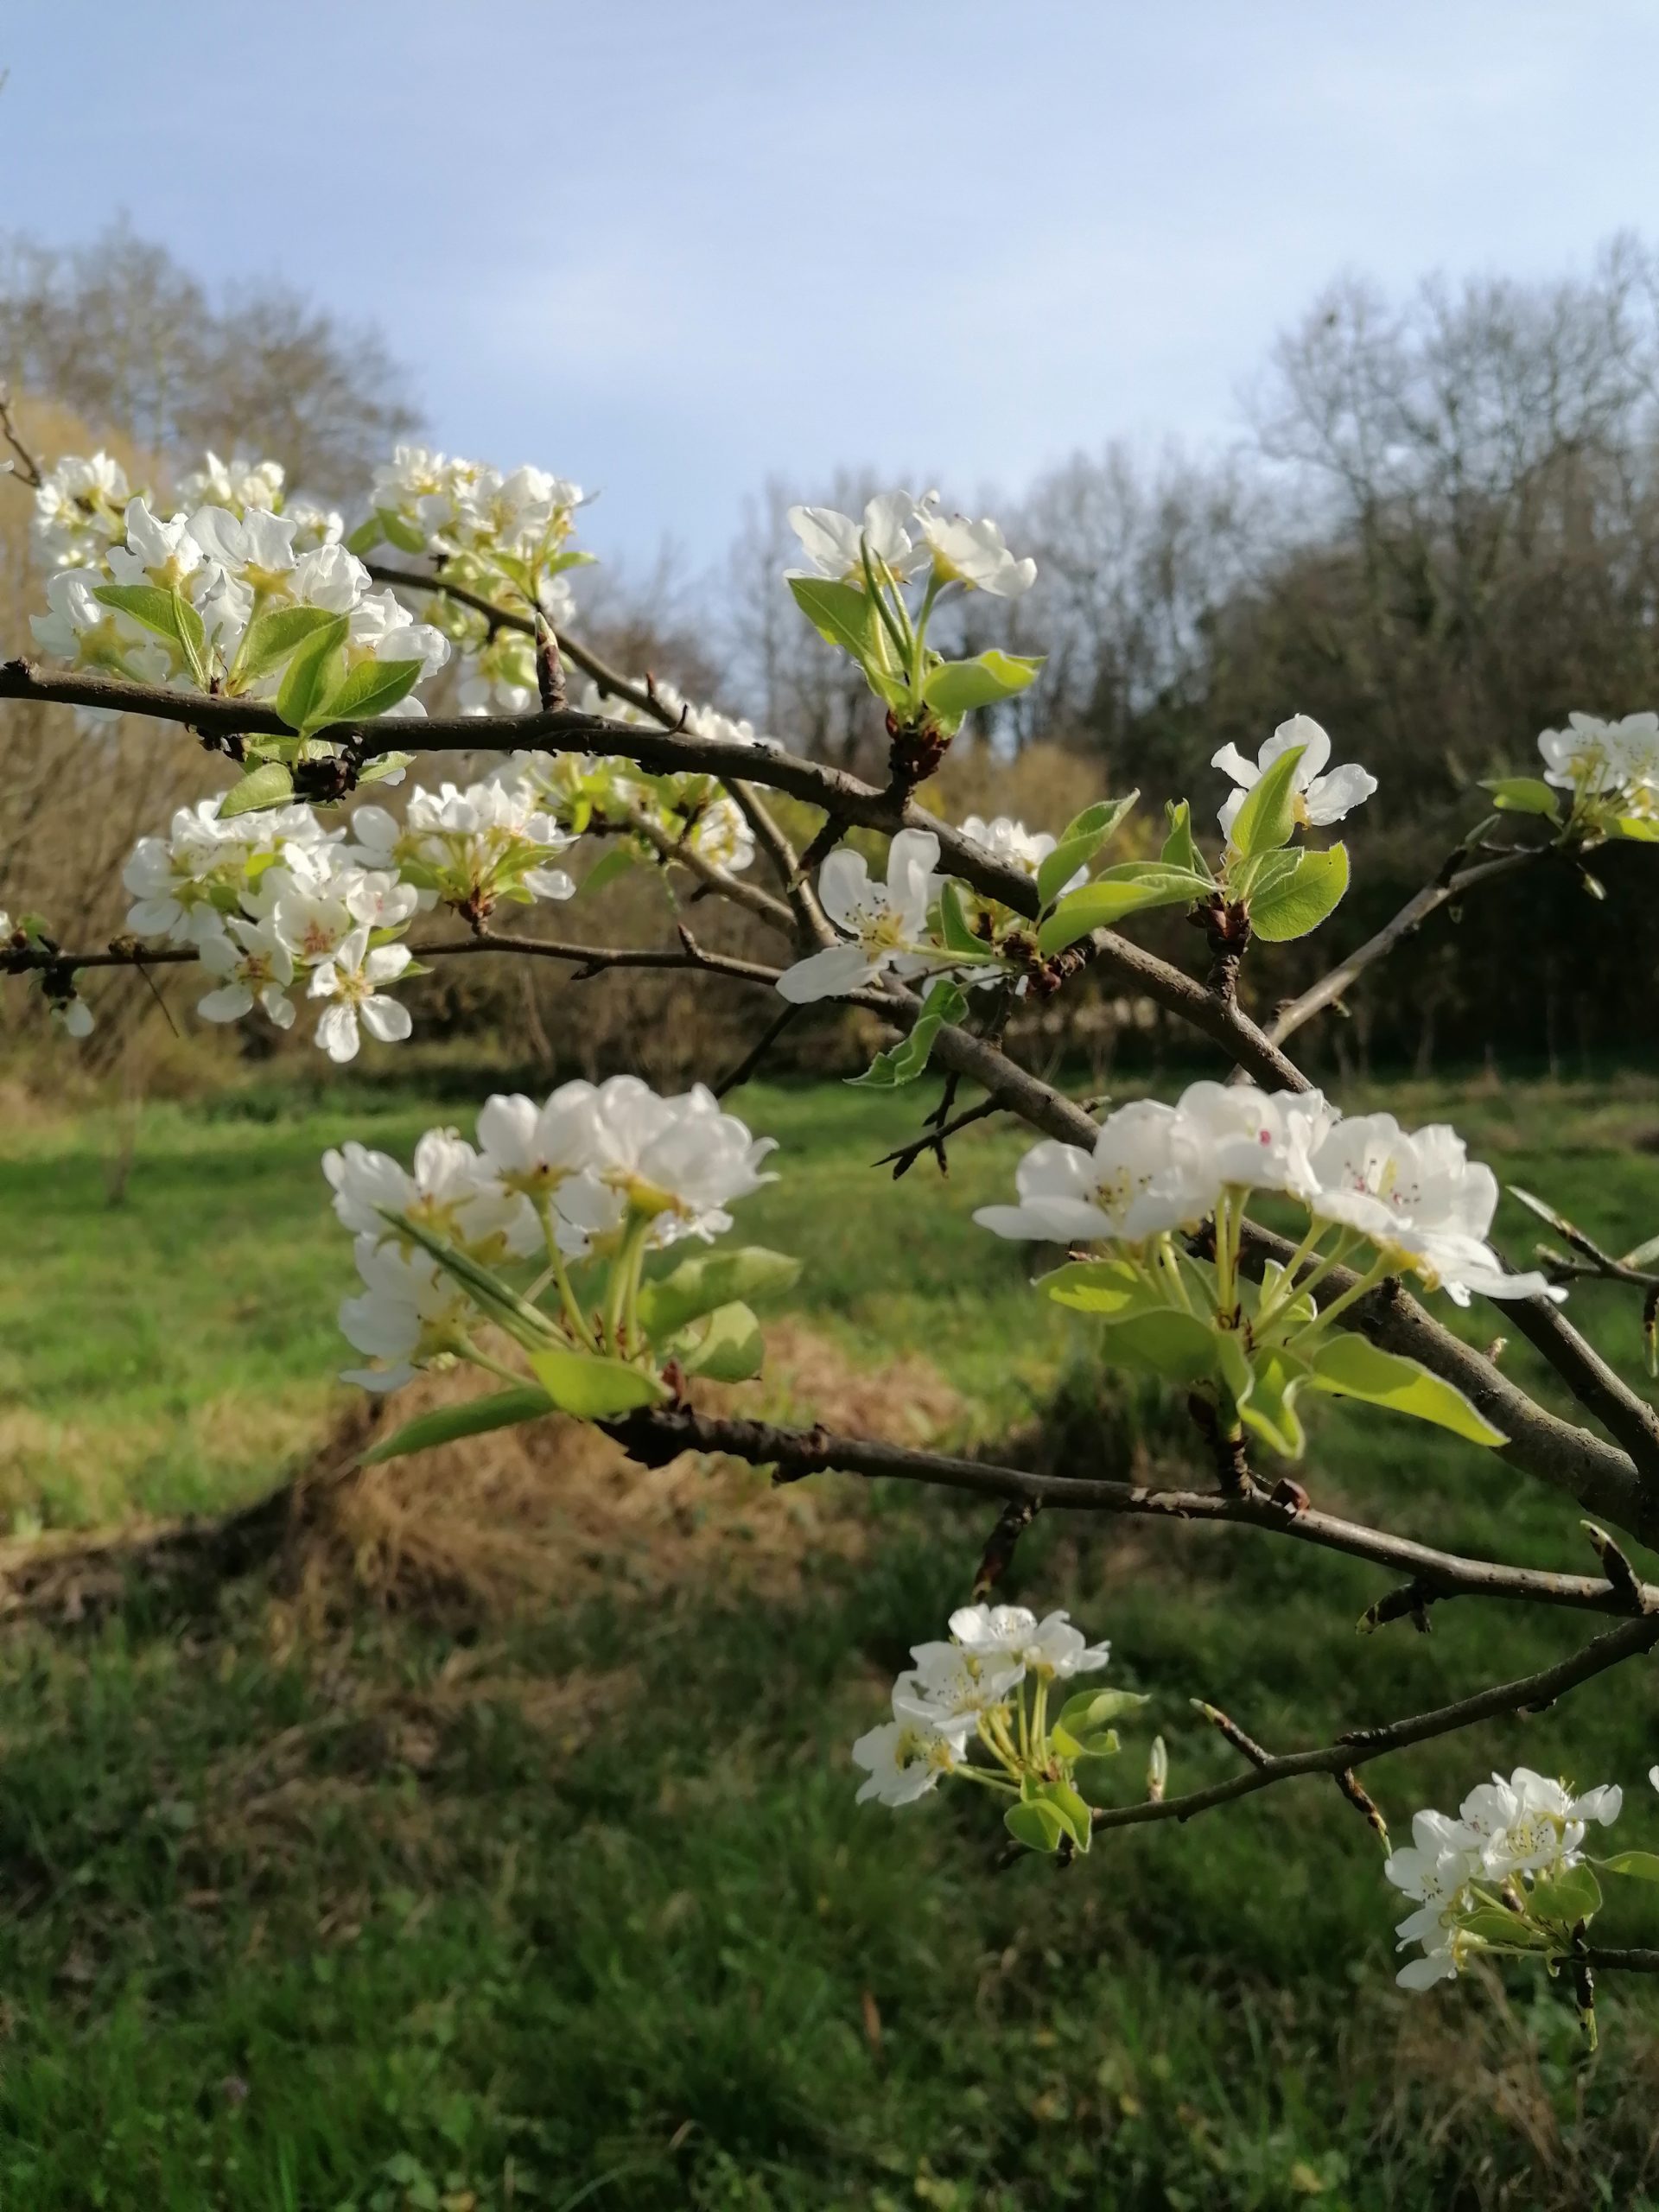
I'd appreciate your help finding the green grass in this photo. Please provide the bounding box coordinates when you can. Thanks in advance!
[7,1070,1659,2206]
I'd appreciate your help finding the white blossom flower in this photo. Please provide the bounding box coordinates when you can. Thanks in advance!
[960,814,1084,893]
[261,850,357,965]
[308,925,413,1062]
[776,830,943,1003]
[552,1077,777,1249]
[178,452,284,512]
[1458,1767,1622,1881]
[1211,715,1376,842]
[786,492,930,584]
[106,498,206,592]
[975,1101,1206,1245]
[337,1235,476,1392]
[918,504,1037,598]
[343,868,421,932]
[122,800,245,943]
[187,504,300,595]
[1168,1081,1336,1205]
[403,779,577,909]
[51,997,94,1040]
[1307,1115,1561,1305]
[893,1641,1026,1732]
[324,1128,537,1258]
[1384,1809,1484,1988]
[196,918,296,1029]
[947,1604,1111,1681]
[684,795,756,875]
[851,1712,969,1807]
[32,451,130,568]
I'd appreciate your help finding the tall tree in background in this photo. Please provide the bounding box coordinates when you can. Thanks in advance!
[0,221,416,494]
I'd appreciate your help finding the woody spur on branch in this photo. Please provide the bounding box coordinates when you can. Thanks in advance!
[11,434,1659,2044]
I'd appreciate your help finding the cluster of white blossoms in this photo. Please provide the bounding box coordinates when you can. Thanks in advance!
[29,449,449,729]
[977,1084,1555,1311]
[1536,711,1659,817]
[323,1078,778,1391]
[789,489,1037,601]
[1211,715,1378,842]
[778,816,1066,1005]
[110,765,583,1060]
[357,444,590,720]
[1385,1767,1624,1990]
[853,1602,1133,1854]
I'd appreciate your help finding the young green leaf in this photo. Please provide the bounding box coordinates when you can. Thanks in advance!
[1093,1307,1232,1386]
[1228,743,1306,857]
[1482,776,1562,820]
[1306,1334,1506,1446]
[1036,863,1209,956]
[378,509,428,556]
[786,575,883,665]
[920,649,1045,719]
[274,614,350,732]
[937,879,992,956]
[671,1300,766,1382]
[360,1385,556,1465]
[1601,1851,1659,1882]
[217,761,297,819]
[1039,1257,1165,1320]
[1528,1862,1602,1926]
[387,1211,563,1351]
[1035,792,1140,908]
[1004,1798,1066,1853]
[1058,1688,1149,1734]
[1613,815,1659,842]
[847,977,969,1089]
[1248,843,1351,943]
[526,1345,670,1417]
[1237,1345,1311,1459]
[305,655,425,734]
[1160,799,1211,883]
[92,582,186,645]
[235,604,350,684]
[636,1246,802,1338]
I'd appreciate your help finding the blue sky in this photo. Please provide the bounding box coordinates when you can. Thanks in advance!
[3,3,1658,573]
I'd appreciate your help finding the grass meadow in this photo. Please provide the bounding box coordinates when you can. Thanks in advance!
[5,1068,1659,2207]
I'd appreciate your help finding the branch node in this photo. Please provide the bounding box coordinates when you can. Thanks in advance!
[1192,1699,1272,1768]
[971,1497,1042,1599]
[1580,1521,1649,1612]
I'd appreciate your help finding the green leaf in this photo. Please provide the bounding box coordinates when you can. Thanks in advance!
[360,1385,556,1465]
[1238,1345,1312,1459]
[1058,1689,1149,1734]
[1602,1851,1659,1882]
[305,655,424,734]
[1613,815,1659,842]
[786,575,884,665]
[236,604,348,683]
[672,1300,765,1382]
[344,515,384,556]
[937,879,990,955]
[1004,1799,1066,1853]
[1040,1258,1165,1320]
[1306,1334,1506,1446]
[1160,799,1211,882]
[847,977,969,1089]
[1036,793,1140,908]
[1052,1724,1121,1760]
[637,1247,802,1338]
[379,509,428,556]
[1024,1775,1093,1853]
[920,649,1045,720]
[1529,1862,1602,1926]
[217,761,296,818]
[92,582,185,645]
[359,752,414,788]
[1096,1308,1233,1386]
[1458,1908,1553,1949]
[1229,743,1306,856]
[387,1211,563,1352]
[1036,863,1210,956]
[274,614,349,732]
[581,846,639,897]
[1214,1325,1254,1411]
[1249,843,1351,943]
[1483,776,1562,820]
[526,1344,669,1417]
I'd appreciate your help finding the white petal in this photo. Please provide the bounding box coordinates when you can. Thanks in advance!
[316,1003,360,1062]
[775,943,879,1004]
[359,995,413,1044]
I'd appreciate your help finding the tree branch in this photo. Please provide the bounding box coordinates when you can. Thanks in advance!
[599,1402,1659,1622]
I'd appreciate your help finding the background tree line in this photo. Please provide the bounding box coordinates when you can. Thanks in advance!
[4,222,1657,1084]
